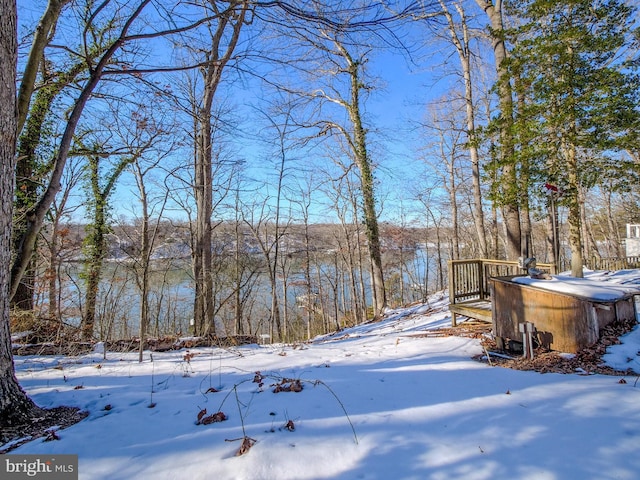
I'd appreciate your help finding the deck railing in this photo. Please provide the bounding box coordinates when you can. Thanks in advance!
[448,256,640,327]
[448,256,640,308]
[587,256,640,271]
[447,258,556,305]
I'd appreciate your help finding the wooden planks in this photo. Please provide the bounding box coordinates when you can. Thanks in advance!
[491,276,638,353]
[449,299,493,326]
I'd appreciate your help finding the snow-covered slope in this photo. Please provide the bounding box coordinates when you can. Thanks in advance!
[6,292,640,480]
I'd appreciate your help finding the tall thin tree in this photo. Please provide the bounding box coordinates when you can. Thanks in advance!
[475,0,522,260]
[189,0,249,336]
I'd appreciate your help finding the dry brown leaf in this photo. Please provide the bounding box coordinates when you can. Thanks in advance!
[201,411,227,425]
[197,408,207,424]
[235,437,257,456]
[272,378,303,393]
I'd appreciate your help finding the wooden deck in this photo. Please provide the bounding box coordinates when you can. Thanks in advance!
[448,255,640,332]
[448,299,492,325]
[448,259,554,327]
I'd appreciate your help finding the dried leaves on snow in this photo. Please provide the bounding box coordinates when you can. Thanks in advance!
[226,436,257,456]
[196,408,228,425]
[272,378,303,393]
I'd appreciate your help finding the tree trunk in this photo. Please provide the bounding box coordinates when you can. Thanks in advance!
[11,268,34,311]
[441,1,487,257]
[233,203,244,336]
[434,219,444,291]
[476,0,521,260]
[81,150,133,340]
[579,187,600,261]
[545,194,560,270]
[303,215,312,338]
[565,142,584,277]
[0,0,44,430]
[82,202,107,341]
[447,150,460,260]
[341,46,386,316]
[268,265,282,339]
[13,84,55,311]
[13,61,86,312]
[133,160,151,362]
[47,222,60,319]
[350,194,368,322]
[280,263,289,341]
[519,146,533,259]
[605,190,622,257]
[360,158,386,316]
[193,103,215,335]
[16,0,70,134]
[346,231,363,324]
[192,2,247,336]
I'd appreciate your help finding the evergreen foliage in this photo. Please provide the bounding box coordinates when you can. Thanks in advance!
[505,0,639,199]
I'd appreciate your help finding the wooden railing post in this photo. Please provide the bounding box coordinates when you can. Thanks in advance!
[448,260,457,327]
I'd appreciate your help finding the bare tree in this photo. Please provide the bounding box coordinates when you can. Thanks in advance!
[322,161,368,325]
[283,28,387,316]
[290,175,317,339]
[79,144,135,340]
[253,1,448,317]
[185,0,249,336]
[10,0,154,301]
[120,111,174,360]
[11,0,232,302]
[131,161,169,361]
[436,0,488,257]
[474,0,521,260]
[13,55,93,310]
[42,158,84,322]
[420,98,470,260]
[241,196,289,341]
[16,0,71,134]
[229,183,261,337]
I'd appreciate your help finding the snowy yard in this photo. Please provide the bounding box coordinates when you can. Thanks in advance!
[5,284,640,480]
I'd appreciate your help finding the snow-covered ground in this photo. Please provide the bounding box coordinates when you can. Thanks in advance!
[6,285,640,480]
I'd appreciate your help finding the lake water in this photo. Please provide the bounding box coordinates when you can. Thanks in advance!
[52,247,444,342]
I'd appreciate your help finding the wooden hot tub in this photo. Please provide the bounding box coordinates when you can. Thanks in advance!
[490,275,640,353]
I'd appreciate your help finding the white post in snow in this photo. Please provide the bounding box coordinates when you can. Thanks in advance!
[519,322,535,359]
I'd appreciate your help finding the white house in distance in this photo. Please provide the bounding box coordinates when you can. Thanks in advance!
[626,224,640,256]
